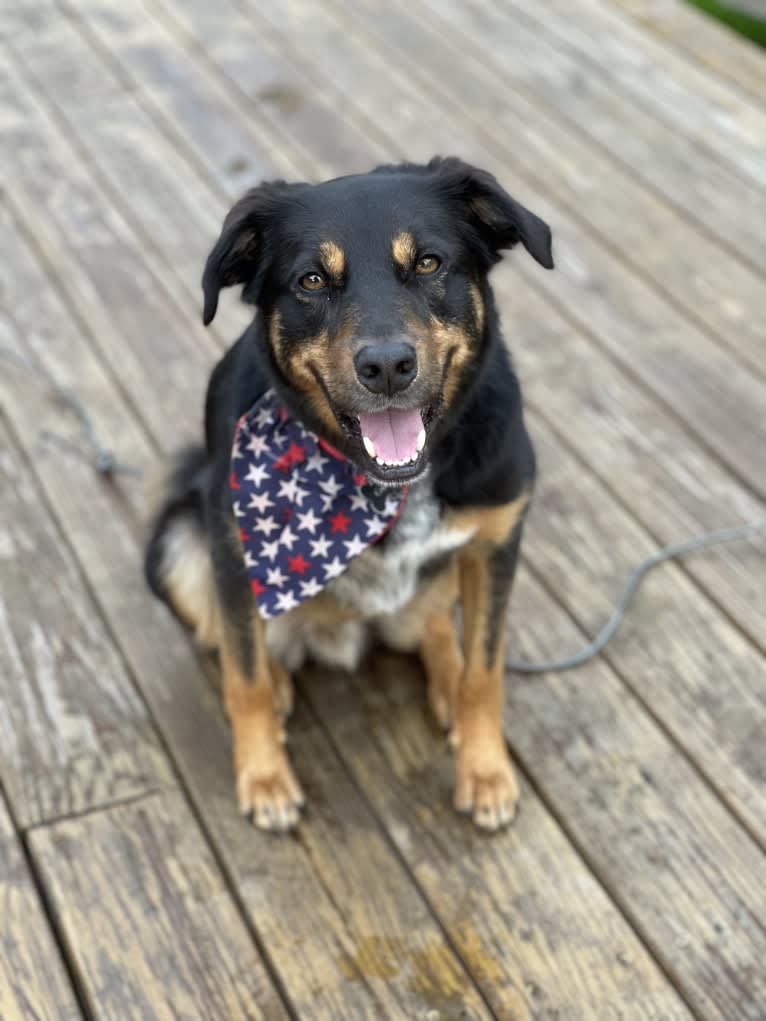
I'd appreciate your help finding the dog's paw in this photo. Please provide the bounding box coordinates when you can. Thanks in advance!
[236,742,305,832]
[453,739,519,832]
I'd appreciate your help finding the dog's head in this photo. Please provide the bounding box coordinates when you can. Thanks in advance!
[202,157,553,485]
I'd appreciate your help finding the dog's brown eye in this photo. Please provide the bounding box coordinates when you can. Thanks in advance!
[415,255,441,275]
[300,272,327,291]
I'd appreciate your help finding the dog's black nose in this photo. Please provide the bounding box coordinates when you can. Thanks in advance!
[354,341,417,395]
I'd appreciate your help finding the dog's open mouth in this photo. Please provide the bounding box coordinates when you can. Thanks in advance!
[338,405,438,481]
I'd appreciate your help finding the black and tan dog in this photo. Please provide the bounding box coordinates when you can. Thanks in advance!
[146,157,553,832]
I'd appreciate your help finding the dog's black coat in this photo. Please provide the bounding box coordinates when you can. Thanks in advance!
[146,157,551,674]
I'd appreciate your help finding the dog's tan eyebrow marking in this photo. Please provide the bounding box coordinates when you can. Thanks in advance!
[392,231,416,270]
[319,241,345,280]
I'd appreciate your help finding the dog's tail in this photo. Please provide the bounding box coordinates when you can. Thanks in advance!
[144,446,220,648]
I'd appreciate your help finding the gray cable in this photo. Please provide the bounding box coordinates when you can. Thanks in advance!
[506,518,766,673]
[0,348,141,478]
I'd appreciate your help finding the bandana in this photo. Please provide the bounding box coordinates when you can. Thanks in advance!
[231,390,407,619]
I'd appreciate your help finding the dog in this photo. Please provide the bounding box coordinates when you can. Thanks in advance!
[145,156,553,832]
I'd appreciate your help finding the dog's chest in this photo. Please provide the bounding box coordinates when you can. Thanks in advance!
[326,480,475,617]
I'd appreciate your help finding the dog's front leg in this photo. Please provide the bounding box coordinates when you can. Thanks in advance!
[208,499,303,832]
[452,520,524,831]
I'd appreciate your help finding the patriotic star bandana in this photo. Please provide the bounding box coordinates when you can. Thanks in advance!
[231,389,407,619]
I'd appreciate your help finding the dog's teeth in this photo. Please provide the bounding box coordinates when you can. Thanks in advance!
[416,428,426,452]
[363,436,376,458]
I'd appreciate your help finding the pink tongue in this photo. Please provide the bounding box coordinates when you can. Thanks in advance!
[358,407,423,462]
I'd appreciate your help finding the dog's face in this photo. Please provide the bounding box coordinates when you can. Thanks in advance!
[202,158,553,485]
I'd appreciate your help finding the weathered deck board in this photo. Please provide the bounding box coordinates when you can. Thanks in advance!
[1,0,765,1017]
[505,0,766,191]
[611,0,766,101]
[0,793,83,1021]
[301,658,696,1021]
[28,792,291,1021]
[433,0,766,280]
[0,414,174,827]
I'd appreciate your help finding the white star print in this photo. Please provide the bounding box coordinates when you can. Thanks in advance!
[259,539,280,562]
[296,507,321,534]
[266,566,288,589]
[275,590,299,613]
[278,477,309,507]
[254,515,279,537]
[232,500,245,519]
[299,577,324,598]
[319,475,343,498]
[272,430,287,448]
[254,406,273,428]
[350,488,370,512]
[322,556,346,580]
[384,496,401,516]
[279,525,298,550]
[245,463,269,488]
[248,491,274,513]
[320,492,337,513]
[246,433,269,456]
[244,550,258,569]
[309,535,333,558]
[364,514,386,537]
[231,441,244,460]
[304,450,328,474]
[343,534,368,558]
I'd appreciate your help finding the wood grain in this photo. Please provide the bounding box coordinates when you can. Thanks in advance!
[302,657,696,1021]
[28,791,290,1021]
[0,417,174,827]
[609,0,766,102]
[431,0,766,281]
[0,793,83,1021]
[503,0,766,191]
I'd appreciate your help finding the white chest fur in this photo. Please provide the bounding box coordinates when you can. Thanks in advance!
[326,479,475,616]
[265,479,475,672]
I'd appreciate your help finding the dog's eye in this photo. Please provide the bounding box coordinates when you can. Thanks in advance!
[300,272,327,291]
[415,255,441,275]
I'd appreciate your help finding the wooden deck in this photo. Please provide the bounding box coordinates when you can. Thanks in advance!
[1,1,765,1017]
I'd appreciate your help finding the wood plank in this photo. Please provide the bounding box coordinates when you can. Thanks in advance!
[0,52,217,454]
[524,412,766,847]
[492,262,766,656]
[303,589,766,1021]
[610,0,766,102]
[0,211,496,1021]
[426,0,766,279]
[0,792,83,1021]
[28,791,290,1021]
[0,415,174,827]
[300,660,696,1021]
[499,0,766,191]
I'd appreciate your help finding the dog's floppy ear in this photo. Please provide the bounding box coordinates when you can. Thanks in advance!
[430,156,554,270]
[201,180,298,326]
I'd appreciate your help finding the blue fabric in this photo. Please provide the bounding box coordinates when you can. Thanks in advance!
[230,390,406,619]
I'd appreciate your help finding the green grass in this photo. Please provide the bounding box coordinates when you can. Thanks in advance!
[686,0,766,47]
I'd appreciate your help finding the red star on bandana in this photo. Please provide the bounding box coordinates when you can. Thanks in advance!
[230,390,407,619]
